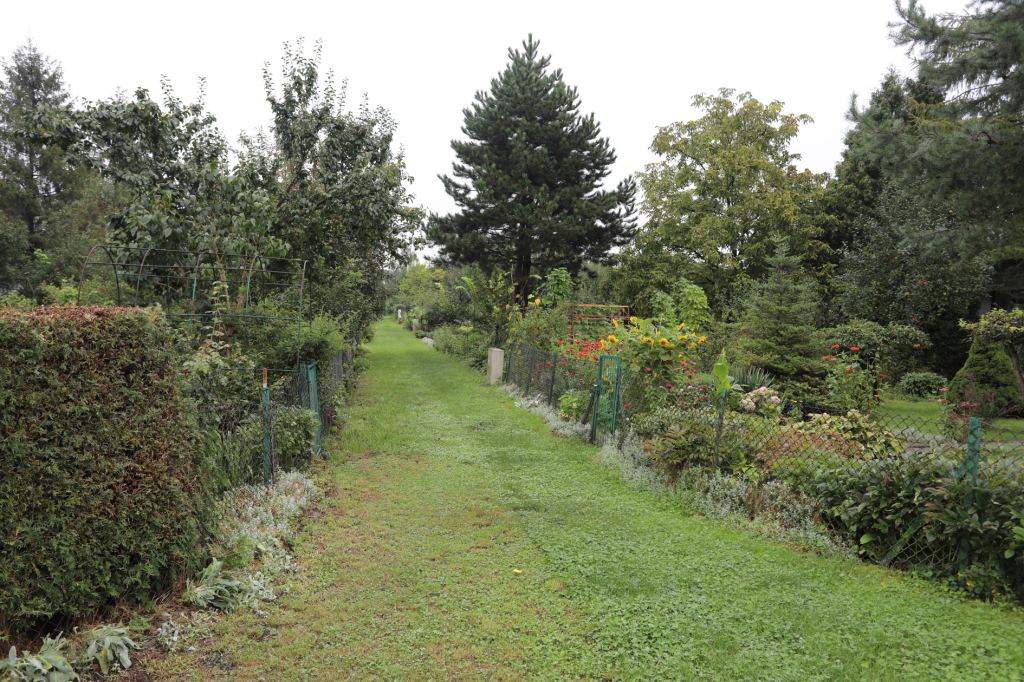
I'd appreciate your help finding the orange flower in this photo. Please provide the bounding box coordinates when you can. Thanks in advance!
[844,368,853,374]
[823,356,830,360]
[831,344,840,349]
[850,347,860,351]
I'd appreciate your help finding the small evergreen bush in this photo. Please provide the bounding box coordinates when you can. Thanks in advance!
[0,306,211,631]
[898,371,947,397]
[948,340,1023,415]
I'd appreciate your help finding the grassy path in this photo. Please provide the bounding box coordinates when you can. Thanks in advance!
[157,319,1024,681]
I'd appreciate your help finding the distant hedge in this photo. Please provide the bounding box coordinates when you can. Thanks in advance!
[0,306,210,631]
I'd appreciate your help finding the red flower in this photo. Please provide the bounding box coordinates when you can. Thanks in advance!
[850,347,860,351]
[844,368,852,374]
[831,344,840,349]
[879,373,887,378]
[823,356,830,360]
[623,404,630,410]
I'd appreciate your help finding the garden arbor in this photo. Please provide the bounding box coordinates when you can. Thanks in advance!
[78,246,308,369]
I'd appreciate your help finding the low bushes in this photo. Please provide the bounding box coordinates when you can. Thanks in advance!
[0,306,212,631]
[431,325,489,370]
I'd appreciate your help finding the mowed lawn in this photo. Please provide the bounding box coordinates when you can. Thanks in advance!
[150,319,1024,682]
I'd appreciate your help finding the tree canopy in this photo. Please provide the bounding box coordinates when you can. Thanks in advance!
[0,39,84,236]
[628,89,832,309]
[426,35,635,302]
[846,0,1024,305]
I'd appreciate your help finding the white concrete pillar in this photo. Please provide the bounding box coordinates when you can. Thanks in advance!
[487,348,505,385]
[412,318,419,333]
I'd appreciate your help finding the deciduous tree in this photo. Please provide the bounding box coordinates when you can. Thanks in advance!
[632,89,832,310]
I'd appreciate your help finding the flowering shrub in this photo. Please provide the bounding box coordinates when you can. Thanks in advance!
[737,386,782,418]
[823,346,883,411]
[557,389,589,421]
[618,317,705,374]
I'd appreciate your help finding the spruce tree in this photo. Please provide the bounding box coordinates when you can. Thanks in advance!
[734,241,823,401]
[0,40,81,236]
[426,35,635,303]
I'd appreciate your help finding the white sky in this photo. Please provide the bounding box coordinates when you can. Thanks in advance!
[3,0,968,256]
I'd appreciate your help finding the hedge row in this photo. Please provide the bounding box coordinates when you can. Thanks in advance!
[0,306,211,631]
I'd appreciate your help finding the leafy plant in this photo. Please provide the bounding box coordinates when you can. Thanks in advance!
[183,559,244,610]
[73,625,138,675]
[729,365,776,393]
[792,411,904,459]
[557,389,588,422]
[0,636,79,682]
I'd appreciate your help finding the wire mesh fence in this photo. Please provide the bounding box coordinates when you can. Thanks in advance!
[192,350,357,489]
[503,340,1024,596]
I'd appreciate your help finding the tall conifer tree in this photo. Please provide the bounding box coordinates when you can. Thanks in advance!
[427,35,635,302]
[0,40,81,236]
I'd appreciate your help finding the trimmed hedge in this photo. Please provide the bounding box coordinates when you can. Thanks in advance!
[0,306,210,631]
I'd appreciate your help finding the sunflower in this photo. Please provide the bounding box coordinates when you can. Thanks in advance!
[658,338,669,347]
[612,319,619,329]
[676,322,686,331]
[607,334,619,344]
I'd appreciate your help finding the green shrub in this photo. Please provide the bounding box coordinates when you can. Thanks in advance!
[898,371,947,397]
[0,306,211,632]
[557,389,589,421]
[948,339,1023,415]
[432,325,489,369]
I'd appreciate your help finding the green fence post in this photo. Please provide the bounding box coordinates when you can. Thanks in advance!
[959,416,983,576]
[309,359,321,458]
[713,387,727,470]
[261,368,271,486]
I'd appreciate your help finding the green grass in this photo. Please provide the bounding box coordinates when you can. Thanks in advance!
[150,319,1024,681]
[877,398,1024,440]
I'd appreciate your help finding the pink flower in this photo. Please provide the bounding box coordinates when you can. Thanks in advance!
[939,388,949,392]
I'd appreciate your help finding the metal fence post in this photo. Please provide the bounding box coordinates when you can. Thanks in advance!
[713,387,727,470]
[959,416,983,576]
[261,368,272,486]
[308,359,321,458]
[524,348,536,395]
[547,355,557,405]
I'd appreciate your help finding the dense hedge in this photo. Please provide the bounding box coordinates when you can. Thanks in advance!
[0,306,210,631]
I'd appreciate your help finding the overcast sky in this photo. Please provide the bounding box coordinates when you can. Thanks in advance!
[3,0,968,254]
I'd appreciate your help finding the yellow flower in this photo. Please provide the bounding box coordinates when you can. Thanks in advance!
[658,338,669,347]
[607,334,619,344]
[535,298,541,305]
[698,336,706,343]
[677,335,685,341]
[630,316,638,324]
[612,319,619,329]
[665,343,676,350]
[644,337,655,345]
[676,322,686,331]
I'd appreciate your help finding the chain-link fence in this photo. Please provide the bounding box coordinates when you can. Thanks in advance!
[192,350,357,489]
[503,341,1024,597]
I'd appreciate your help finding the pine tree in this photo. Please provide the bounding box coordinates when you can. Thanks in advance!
[0,40,81,236]
[426,35,635,303]
[848,0,1024,305]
